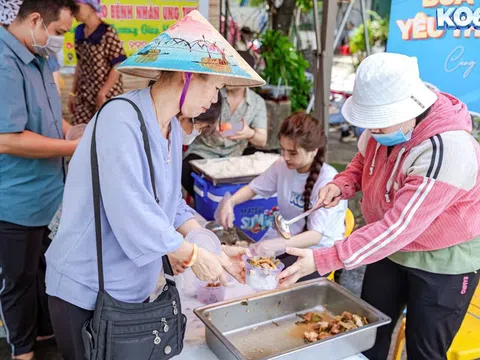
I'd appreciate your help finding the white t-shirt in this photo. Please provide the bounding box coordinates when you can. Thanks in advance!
[249,158,347,249]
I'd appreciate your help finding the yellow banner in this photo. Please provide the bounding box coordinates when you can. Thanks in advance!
[63,0,198,67]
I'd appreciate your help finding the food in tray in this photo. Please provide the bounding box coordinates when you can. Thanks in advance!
[297,311,369,343]
[244,256,285,291]
[193,153,279,179]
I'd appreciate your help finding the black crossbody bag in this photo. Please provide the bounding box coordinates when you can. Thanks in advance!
[81,98,187,360]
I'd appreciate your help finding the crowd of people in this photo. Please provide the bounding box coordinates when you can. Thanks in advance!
[0,1,479,360]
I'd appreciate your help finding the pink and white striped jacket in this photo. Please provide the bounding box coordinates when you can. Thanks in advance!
[314,92,480,275]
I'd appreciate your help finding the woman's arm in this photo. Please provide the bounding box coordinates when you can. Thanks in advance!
[230,185,256,205]
[286,230,323,248]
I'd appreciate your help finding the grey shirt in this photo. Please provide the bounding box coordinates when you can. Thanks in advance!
[185,88,267,158]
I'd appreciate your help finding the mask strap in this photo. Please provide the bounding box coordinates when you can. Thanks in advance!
[179,72,191,111]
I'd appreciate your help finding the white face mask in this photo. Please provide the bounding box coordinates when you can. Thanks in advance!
[182,118,201,145]
[31,19,64,58]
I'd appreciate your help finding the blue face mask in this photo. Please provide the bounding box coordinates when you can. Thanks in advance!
[371,125,413,146]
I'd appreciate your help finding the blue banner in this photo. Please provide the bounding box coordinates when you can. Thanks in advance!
[387,0,480,135]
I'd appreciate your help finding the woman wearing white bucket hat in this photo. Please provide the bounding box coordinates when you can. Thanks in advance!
[44,11,265,360]
[277,52,480,359]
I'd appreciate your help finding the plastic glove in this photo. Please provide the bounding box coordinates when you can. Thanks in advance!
[277,247,316,288]
[191,247,229,286]
[248,238,288,258]
[215,193,235,229]
[219,245,247,284]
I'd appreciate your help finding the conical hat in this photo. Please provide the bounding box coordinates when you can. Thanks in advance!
[116,10,265,87]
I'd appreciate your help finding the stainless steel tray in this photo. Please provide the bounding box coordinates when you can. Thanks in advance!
[194,279,390,360]
[205,222,255,247]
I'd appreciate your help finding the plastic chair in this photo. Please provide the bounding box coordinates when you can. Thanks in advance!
[327,208,355,282]
[392,283,480,360]
[447,283,480,360]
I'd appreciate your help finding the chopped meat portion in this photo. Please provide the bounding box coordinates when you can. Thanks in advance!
[298,311,369,343]
[304,331,319,342]
[352,314,367,328]
[315,321,330,332]
[330,323,342,335]
[342,311,353,321]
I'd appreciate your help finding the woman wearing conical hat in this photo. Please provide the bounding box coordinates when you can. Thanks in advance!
[45,11,265,360]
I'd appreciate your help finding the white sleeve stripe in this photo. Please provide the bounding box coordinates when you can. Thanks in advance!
[343,177,432,265]
[345,178,435,268]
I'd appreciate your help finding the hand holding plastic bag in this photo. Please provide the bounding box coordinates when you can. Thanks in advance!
[215,193,235,229]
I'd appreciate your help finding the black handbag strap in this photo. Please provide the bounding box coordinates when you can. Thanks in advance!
[91,97,176,292]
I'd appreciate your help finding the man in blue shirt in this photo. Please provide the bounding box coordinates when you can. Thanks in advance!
[0,1,78,359]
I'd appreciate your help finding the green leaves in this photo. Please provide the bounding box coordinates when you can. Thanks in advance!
[349,11,389,55]
[260,30,312,111]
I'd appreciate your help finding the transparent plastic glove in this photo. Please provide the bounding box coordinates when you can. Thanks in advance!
[215,193,235,229]
[248,238,288,258]
[191,247,229,286]
[220,245,247,284]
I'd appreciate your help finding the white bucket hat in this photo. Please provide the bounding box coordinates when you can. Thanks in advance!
[341,53,438,129]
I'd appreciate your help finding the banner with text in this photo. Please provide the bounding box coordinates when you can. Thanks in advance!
[387,0,480,137]
[63,0,198,67]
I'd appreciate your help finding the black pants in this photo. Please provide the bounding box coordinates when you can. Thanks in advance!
[361,258,479,360]
[0,221,53,356]
[48,296,93,360]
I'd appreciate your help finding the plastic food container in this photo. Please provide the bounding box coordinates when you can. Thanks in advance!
[185,228,222,255]
[185,228,226,301]
[243,255,285,291]
[197,282,226,304]
[65,124,87,140]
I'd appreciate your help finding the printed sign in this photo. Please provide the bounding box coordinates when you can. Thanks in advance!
[63,0,199,67]
[387,0,480,128]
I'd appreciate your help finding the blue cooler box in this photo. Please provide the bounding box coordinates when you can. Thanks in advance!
[192,173,278,242]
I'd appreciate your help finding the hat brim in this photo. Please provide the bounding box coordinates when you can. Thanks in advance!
[341,82,438,129]
[117,66,264,87]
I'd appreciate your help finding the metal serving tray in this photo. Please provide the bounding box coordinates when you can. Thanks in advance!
[194,279,390,360]
[190,155,279,186]
[205,222,255,247]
